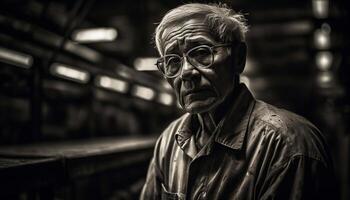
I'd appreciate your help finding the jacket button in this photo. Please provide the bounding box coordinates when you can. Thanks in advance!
[201,191,207,199]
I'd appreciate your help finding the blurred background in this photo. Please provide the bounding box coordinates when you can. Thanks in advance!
[0,0,348,199]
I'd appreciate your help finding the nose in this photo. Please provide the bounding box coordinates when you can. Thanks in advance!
[180,56,199,80]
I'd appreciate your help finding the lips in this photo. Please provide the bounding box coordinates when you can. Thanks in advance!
[182,88,214,98]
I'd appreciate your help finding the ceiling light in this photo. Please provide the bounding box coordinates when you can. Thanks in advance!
[312,0,329,19]
[50,63,90,83]
[0,47,33,69]
[158,93,174,106]
[161,80,172,90]
[317,71,334,88]
[134,57,158,71]
[96,75,128,93]
[314,23,331,49]
[316,51,333,71]
[72,28,118,43]
[132,85,155,101]
[64,41,101,63]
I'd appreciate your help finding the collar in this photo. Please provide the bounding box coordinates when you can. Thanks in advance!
[214,84,255,150]
[175,83,255,153]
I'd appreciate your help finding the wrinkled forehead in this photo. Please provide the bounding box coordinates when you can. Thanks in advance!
[159,18,216,54]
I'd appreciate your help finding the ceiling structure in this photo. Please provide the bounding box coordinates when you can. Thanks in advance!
[0,0,348,136]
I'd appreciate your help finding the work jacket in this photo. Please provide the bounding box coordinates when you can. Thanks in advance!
[141,84,335,200]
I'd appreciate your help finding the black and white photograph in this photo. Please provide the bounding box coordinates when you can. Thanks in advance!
[0,0,349,199]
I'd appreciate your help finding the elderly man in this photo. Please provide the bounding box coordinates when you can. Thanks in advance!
[141,3,334,200]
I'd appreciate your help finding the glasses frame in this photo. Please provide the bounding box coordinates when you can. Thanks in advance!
[156,43,231,78]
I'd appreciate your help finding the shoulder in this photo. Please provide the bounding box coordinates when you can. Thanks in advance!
[249,100,330,167]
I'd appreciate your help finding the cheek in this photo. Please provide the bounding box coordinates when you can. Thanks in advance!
[210,67,234,96]
[167,77,181,97]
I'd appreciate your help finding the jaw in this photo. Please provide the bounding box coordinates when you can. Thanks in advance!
[182,84,236,121]
[177,83,223,114]
[183,96,219,114]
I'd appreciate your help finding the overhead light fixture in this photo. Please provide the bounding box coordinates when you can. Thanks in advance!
[316,51,333,71]
[132,85,155,101]
[285,20,313,34]
[314,23,331,49]
[317,71,334,88]
[319,72,331,83]
[116,65,132,79]
[0,47,33,69]
[50,63,90,84]
[72,28,118,43]
[161,80,172,90]
[64,41,101,63]
[134,57,158,71]
[158,93,174,106]
[95,75,129,93]
[312,0,329,19]
[251,20,313,37]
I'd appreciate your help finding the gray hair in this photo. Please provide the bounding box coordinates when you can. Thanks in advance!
[155,3,248,55]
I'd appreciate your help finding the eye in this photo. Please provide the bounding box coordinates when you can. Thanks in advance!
[188,47,211,59]
[188,46,212,66]
[166,56,181,66]
[164,55,182,76]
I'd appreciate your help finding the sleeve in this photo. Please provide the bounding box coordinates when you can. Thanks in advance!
[140,135,164,200]
[259,155,337,200]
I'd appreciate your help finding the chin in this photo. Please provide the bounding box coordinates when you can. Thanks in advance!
[183,98,218,114]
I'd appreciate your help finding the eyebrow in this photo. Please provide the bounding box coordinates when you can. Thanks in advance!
[164,36,215,55]
[164,40,178,55]
[184,36,214,49]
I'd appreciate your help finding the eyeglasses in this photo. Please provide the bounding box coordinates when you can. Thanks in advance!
[156,43,231,78]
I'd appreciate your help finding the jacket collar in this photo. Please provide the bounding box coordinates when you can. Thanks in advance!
[175,84,255,152]
[214,84,255,150]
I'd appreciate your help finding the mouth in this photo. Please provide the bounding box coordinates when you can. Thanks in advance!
[183,88,215,98]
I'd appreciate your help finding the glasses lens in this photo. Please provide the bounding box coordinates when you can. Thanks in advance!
[187,46,213,68]
[164,55,182,77]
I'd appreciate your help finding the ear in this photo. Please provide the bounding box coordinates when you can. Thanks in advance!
[232,42,247,74]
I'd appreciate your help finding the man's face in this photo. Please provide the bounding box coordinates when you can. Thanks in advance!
[160,18,237,114]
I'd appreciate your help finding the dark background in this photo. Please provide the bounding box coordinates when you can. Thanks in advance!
[0,0,349,199]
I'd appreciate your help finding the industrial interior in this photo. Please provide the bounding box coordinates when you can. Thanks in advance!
[0,0,349,199]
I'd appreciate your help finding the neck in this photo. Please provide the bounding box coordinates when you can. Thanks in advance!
[197,112,216,134]
[198,86,238,134]
[212,88,237,123]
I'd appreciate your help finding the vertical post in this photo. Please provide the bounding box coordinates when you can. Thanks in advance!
[29,59,42,142]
